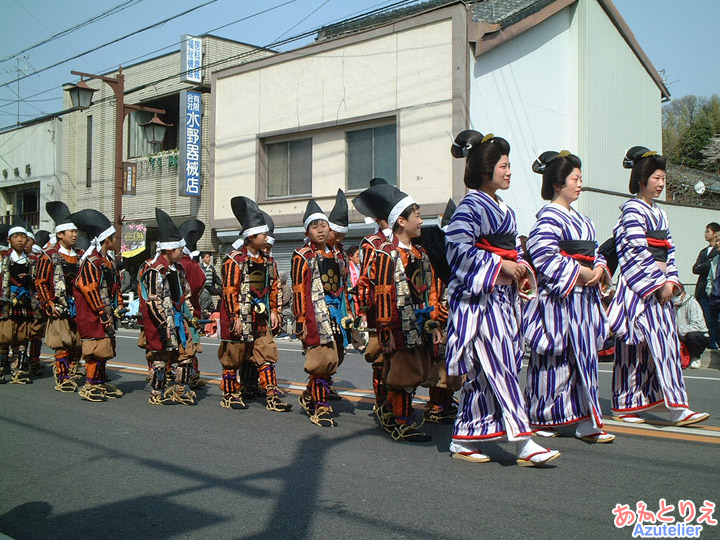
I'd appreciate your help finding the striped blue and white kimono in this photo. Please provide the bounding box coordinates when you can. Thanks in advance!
[445,190,534,442]
[607,198,688,413]
[523,203,609,429]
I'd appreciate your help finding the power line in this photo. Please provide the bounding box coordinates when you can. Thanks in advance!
[0,0,221,91]
[1,0,424,121]
[0,0,145,64]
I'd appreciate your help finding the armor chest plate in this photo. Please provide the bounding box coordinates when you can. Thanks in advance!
[10,261,30,288]
[247,260,269,298]
[403,254,426,304]
[61,258,79,290]
[318,255,341,296]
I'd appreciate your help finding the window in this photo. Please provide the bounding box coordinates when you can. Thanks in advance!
[266,138,312,198]
[127,95,179,158]
[347,124,396,190]
[86,116,92,187]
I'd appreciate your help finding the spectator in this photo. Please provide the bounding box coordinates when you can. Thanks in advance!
[692,222,720,348]
[199,251,222,316]
[674,290,709,369]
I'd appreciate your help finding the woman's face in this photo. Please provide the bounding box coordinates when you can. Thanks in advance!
[641,169,666,200]
[555,167,583,204]
[490,155,511,191]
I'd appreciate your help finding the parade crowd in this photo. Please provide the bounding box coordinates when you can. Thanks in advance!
[0,130,711,468]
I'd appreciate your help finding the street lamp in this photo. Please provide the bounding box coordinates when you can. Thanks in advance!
[65,67,168,253]
[139,113,172,150]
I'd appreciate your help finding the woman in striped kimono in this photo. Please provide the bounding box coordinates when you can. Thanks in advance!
[608,146,708,426]
[445,130,560,466]
[523,151,615,443]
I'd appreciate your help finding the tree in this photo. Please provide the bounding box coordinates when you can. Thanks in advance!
[702,136,720,175]
[663,94,720,171]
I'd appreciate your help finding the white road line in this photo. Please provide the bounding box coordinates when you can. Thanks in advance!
[603,419,720,438]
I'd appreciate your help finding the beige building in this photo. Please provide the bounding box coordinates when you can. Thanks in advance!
[61,35,273,257]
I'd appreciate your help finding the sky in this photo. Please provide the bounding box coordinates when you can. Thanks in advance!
[0,0,718,130]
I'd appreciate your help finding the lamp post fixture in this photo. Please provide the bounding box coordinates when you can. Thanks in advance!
[65,67,172,253]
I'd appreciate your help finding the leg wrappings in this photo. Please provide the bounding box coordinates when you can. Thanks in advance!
[151,362,166,392]
[176,363,192,386]
[85,360,103,385]
[387,388,414,425]
[372,363,386,405]
[310,375,331,406]
[220,370,240,394]
[258,362,277,390]
[29,339,42,361]
[55,354,71,381]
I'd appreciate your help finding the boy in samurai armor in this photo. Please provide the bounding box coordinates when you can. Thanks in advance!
[371,184,442,442]
[178,218,207,389]
[293,200,354,426]
[139,208,197,405]
[351,178,394,411]
[217,197,291,412]
[35,202,84,393]
[238,209,277,400]
[0,222,34,384]
[71,209,124,402]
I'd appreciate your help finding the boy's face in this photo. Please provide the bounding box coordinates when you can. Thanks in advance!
[307,220,329,245]
[166,247,184,263]
[57,229,78,247]
[398,208,423,239]
[9,233,27,252]
[249,233,267,251]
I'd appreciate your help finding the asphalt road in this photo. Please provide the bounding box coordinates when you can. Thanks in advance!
[1,329,718,540]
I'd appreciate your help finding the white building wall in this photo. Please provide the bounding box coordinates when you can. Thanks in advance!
[575,0,662,199]
[213,18,455,225]
[469,5,578,235]
[0,118,62,231]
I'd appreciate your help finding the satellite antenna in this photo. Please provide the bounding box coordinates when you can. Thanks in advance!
[694,181,706,195]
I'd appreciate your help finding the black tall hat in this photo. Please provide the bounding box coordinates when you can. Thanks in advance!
[0,223,9,241]
[369,177,388,187]
[231,196,269,239]
[155,208,185,249]
[70,209,115,241]
[329,189,349,234]
[352,184,415,227]
[623,146,657,169]
[178,219,205,252]
[34,230,51,248]
[75,233,91,252]
[303,199,328,230]
[46,201,76,233]
[441,198,456,230]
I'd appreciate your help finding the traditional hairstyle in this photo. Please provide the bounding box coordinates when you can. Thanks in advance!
[532,150,582,201]
[623,146,666,194]
[451,130,510,189]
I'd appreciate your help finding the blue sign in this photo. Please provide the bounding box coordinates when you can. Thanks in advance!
[181,35,202,84]
[179,90,202,196]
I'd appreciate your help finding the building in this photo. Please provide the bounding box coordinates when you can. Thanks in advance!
[0,116,62,232]
[61,34,273,261]
[210,0,716,285]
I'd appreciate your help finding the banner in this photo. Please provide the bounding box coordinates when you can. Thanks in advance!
[121,222,147,258]
[179,89,202,196]
[180,35,202,84]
